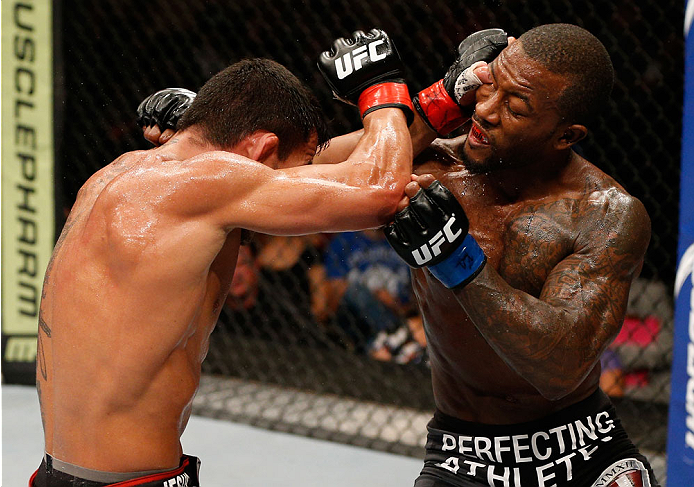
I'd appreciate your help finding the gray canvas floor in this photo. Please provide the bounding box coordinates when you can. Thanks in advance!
[2,385,422,486]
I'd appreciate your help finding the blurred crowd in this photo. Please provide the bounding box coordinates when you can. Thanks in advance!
[222,234,427,366]
[220,233,670,402]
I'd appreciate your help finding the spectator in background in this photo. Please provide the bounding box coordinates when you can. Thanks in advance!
[254,235,326,343]
[312,229,425,363]
[218,235,326,345]
[600,349,625,397]
[225,245,259,311]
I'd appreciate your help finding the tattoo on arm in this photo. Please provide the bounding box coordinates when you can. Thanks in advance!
[454,192,650,399]
[37,311,51,382]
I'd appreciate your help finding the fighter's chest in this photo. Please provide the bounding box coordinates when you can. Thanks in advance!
[466,201,576,295]
[424,170,578,297]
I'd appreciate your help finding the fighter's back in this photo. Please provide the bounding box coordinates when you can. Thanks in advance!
[411,137,650,425]
[37,148,240,472]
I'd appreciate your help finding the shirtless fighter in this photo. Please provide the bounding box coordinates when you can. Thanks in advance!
[139,24,659,486]
[31,30,414,486]
[384,24,659,487]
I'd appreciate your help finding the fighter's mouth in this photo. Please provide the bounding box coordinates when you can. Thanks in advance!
[469,123,490,145]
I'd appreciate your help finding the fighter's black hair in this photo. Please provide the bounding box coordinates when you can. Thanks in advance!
[519,24,614,126]
[178,58,330,159]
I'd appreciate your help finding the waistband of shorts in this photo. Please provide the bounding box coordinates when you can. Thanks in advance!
[32,453,198,486]
[431,387,612,436]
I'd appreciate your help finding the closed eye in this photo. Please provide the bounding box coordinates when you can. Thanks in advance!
[506,102,522,117]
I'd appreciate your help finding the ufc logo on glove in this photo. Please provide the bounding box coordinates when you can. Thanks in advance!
[317,29,414,124]
[384,181,487,289]
[335,40,387,79]
[412,215,464,265]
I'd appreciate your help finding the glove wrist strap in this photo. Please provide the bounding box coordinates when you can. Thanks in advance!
[428,234,486,288]
[414,79,469,136]
[358,82,414,125]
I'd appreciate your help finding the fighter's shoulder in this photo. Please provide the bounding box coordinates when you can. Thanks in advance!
[77,150,147,200]
[578,164,648,223]
[120,150,266,188]
[576,177,651,254]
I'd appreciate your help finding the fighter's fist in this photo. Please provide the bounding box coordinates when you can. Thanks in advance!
[384,180,486,288]
[443,28,508,105]
[318,29,413,123]
[414,28,508,136]
[136,87,196,131]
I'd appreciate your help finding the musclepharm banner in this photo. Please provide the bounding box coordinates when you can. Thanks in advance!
[667,1,694,482]
[1,0,55,376]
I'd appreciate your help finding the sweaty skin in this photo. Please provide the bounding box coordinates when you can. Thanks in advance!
[314,40,650,426]
[37,108,411,472]
[407,41,651,423]
[411,143,649,422]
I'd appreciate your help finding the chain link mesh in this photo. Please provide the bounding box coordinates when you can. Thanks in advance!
[58,0,682,482]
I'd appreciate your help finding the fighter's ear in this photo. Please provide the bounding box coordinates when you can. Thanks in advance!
[554,124,587,150]
[239,130,280,162]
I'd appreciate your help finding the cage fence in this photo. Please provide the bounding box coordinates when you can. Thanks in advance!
[57,0,683,483]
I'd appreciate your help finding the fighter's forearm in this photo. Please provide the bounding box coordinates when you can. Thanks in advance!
[349,109,412,188]
[452,265,606,401]
[313,113,438,166]
[409,113,440,156]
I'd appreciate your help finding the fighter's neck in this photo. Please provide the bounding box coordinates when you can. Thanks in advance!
[155,128,222,162]
[477,150,579,203]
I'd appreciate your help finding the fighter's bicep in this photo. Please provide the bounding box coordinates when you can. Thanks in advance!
[538,243,636,351]
[540,193,650,324]
[226,168,391,235]
[534,261,624,369]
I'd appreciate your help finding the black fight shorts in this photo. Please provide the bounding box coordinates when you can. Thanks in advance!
[29,454,201,487]
[415,389,659,487]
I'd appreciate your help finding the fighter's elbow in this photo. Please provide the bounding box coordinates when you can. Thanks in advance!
[371,184,406,223]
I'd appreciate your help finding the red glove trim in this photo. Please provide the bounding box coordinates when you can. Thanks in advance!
[415,79,468,135]
[357,83,414,125]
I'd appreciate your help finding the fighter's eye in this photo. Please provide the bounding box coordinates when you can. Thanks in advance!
[506,102,520,117]
[506,100,527,118]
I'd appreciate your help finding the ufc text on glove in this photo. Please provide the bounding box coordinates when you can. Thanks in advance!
[383,181,486,289]
[317,29,414,124]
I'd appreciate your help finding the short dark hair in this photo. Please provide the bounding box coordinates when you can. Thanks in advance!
[178,58,330,159]
[519,24,614,126]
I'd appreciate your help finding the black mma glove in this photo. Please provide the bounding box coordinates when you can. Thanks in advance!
[414,28,508,136]
[318,29,414,124]
[136,87,196,131]
[384,181,486,289]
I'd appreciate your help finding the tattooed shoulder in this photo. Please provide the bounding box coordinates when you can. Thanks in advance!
[576,188,651,274]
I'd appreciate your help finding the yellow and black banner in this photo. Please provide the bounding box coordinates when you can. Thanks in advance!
[2,0,55,383]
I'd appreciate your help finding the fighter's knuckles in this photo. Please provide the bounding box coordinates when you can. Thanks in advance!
[331,37,351,53]
[415,173,437,188]
[408,188,426,207]
[160,128,175,144]
[351,30,367,42]
[424,180,455,203]
[473,63,492,84]
[404,180,421,199]
[143,125,162,146]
